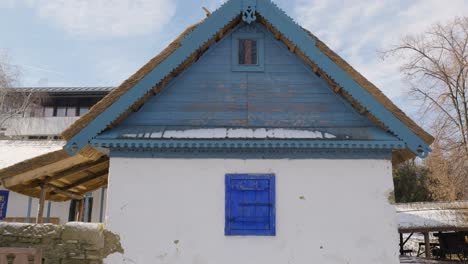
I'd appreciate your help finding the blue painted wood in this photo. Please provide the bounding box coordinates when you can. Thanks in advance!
[0,190,9,220]
[225,174,275,236]
[110,148,393,160]
[64,0,243,154]
[256,0,431,157]
[91,138,406,150]
[65,0,430,158]
[118,23,372,130]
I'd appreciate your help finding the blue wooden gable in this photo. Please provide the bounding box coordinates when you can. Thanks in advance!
[64,0,432,159]
[117,24,373,130]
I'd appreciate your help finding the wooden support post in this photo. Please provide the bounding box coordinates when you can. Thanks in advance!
[424,232,431,258]
[26,197,32,223]
[36,187,46,224]
[74,200,81,221]
[99,187,106,223]
[75,199,85,222]
[399,233,404,256]
[46,201,52,223]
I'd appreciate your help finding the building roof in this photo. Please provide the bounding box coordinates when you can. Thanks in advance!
[0,147,108,202]
[0,0,436,201]
[14,87,115,93]
[396,201,468,233]
[61,0,433,163]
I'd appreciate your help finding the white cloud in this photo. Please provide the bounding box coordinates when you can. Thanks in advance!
[11,0,176,37]
[292,0,468,102]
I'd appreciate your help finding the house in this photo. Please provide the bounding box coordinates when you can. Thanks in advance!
[0,0,434,263]
[0,87,112,224]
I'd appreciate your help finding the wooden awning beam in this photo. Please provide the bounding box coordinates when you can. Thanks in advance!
[3,155,88,188]
[27,157,108,189]
[62,172,108,192]
[44,183,84,200]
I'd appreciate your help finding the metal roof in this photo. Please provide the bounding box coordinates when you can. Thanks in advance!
[13,87,115,93]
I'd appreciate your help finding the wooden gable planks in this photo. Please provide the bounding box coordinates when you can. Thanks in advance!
[61,0,432,160]
[118,23,372,130]
[256,0,431,156]
[64,0,243,155]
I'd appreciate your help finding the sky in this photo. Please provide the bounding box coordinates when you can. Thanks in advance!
[0,0,467,117]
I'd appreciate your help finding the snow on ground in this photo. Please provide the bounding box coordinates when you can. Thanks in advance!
[0,140,64,169]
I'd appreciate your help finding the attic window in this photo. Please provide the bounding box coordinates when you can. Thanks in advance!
[232,33,264,72]
[239,39,257,65]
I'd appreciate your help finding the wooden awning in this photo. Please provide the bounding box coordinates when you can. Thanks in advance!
[0,147,108,202]
[396,201,468,233]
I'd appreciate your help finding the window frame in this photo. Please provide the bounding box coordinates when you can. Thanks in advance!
[225,173,276,236]
[231,33,265,72]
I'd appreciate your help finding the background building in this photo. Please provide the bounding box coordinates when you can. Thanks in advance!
[0,86,112,224]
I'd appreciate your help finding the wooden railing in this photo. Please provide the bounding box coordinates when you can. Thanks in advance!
[0,248,42,264]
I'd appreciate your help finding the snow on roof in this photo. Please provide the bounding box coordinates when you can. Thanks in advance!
[0,140,64,169]
[396,201,468,232]
[118,128,331,139]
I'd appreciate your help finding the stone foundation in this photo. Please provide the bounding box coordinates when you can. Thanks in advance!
[0,222,123,264]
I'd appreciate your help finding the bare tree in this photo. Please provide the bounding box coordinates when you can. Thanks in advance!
[384,17,468,200]
[0,51,40,131]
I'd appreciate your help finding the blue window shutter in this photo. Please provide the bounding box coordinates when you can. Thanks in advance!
[225,174,275,236]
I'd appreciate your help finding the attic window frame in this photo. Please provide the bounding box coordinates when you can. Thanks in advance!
[232,32,264,72]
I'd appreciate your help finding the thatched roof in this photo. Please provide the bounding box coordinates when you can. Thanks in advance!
[61,14,432,163]
[0,5,436,201]
[0,149,109,202]
[396,201,468,233]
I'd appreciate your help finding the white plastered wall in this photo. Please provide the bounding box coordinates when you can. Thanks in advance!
[105,157,399,264]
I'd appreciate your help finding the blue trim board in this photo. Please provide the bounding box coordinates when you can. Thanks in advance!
[103,139,398,159]
[92,138,405,150]
[110,148,392,160]
[65,0,430,158]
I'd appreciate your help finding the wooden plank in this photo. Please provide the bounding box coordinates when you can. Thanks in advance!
[27,157,108,188]
[61,172,108,192]
[423,232,430,258]
[117,25,373,130]
[44,183,84,200]
[36,187,46,224]
[76,200,84,222]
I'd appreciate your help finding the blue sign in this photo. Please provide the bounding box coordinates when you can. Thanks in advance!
[0,190,9,220]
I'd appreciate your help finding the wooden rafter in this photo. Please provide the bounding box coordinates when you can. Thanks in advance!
[27,157,108,189]
[60,172,108,193]
[44,183,84,200]
[3,155,89,188]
